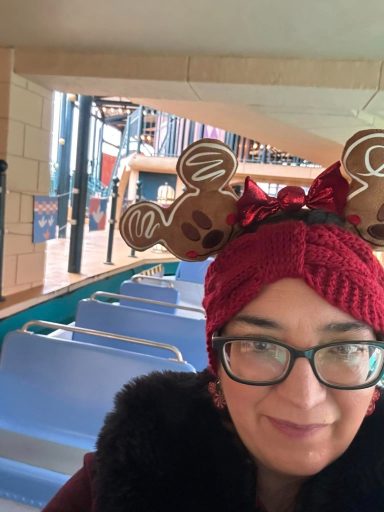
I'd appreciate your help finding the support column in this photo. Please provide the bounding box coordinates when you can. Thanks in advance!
[68,95,92,273]
[0,160,8,300]
[136,105,144,154]
[57,93,75,238]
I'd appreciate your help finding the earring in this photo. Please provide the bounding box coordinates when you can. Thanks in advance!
[365,387,381,417]
[208,379,227,410]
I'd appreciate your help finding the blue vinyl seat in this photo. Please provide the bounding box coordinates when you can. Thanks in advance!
[119,280,180,314]
[174,258,214,284]
[73,299,208,370]
[0,329,195,508]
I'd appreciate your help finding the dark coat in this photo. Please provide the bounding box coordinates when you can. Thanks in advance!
[44,370,384,512]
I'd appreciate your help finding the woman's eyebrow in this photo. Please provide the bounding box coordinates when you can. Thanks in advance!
[231,315,282,330]
[231,317,371,334]
[319,321,371,333]
[232,317,371,333]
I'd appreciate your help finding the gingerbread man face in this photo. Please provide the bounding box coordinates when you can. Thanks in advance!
[119,139,239,261]
[343,129,384,248]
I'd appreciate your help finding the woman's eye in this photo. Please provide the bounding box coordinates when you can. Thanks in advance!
[329,344,365,357]
[240,340,272,352]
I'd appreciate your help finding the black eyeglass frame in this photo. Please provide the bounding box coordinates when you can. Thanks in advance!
[212,335,384,390]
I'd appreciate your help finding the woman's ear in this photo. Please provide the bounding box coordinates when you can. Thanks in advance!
[119,138,240,261]
[343,129,384,248]
[177,138,238,191]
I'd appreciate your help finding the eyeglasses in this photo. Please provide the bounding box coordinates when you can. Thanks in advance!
[212,336,384,390]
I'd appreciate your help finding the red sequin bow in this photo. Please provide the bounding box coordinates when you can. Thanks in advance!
[237,161,349,227]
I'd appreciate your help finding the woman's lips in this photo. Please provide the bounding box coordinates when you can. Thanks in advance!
[267,416,328,439]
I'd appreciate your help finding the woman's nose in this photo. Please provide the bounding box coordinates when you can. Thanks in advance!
[275,358,327,410]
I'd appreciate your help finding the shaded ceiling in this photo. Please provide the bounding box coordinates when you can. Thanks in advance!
[1,0,384,165]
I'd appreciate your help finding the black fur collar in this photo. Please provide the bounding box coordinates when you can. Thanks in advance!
[96,371,384,512]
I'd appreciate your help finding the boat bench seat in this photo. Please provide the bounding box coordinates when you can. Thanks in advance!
[74,299,208,370]
[119,280,180,314]
[0,330,195,508]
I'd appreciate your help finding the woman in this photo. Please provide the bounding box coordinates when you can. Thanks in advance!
[43,207,384,512]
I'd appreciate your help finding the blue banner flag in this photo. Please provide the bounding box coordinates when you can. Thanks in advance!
[33,195,58,243]
[89,197,108,231]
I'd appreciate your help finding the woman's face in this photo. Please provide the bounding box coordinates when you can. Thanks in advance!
[219,278,376,477]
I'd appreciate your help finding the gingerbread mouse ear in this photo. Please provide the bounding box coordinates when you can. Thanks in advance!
[119,138,240,261]
[343,129,384,249]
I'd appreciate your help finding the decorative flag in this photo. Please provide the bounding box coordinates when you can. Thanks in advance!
[203,125,226,142]
[33,195,58,243]
[89,197,108,231]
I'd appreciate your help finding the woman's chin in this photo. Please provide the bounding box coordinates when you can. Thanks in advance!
[255,448,336,478]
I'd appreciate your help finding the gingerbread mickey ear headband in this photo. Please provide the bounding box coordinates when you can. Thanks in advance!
[119,130,384,260]
[119,139,239,261]
[342,129,384,248]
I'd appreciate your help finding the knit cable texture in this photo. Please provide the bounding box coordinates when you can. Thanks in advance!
[203,220,384,372]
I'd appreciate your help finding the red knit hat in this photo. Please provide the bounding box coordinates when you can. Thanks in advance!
[203,220,384,373]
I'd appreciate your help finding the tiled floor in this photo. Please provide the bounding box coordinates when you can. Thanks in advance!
[44,227,175,292]
[0,227,176,318]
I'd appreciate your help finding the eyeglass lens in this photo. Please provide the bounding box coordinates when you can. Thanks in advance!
[223,340,384,387]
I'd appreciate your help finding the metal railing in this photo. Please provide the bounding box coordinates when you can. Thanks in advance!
[131,274,174,287]
[21,320,184,361]
[91,291,205,315]
[50,103,320,208]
